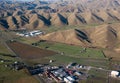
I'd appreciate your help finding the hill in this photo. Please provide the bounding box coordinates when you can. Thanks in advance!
[0,0,120,29]
[39,24,120,48]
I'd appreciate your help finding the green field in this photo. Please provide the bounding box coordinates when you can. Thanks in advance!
[0,63,38,83]
[0,53,39,83]
[38,41,105,59]
[18,37,40,44]
[46,55,109,68]
[0,43,38,83]
[88,68,108,78]
[87,68,120,83]
[1,24,120,83]
[0,44,12,54]
[15,41,109,68]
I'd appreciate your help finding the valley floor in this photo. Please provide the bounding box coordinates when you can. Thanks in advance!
[0,26,120,83]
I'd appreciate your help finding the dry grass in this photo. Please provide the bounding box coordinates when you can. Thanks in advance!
[39,24,119,48]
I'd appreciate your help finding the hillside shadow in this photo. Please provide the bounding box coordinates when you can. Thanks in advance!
[92,13,104,22]
[76,15,87,24]
[0,19,9,29]
[75,29,91,43]
[58,13,68,25]
[12,16,19,28]
[38,14,51,26]
[20,16,29,23]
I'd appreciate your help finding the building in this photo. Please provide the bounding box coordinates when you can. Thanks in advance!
[49,72,60,82]
[16,30,43,37]
[67,76,75,82]
[75,71,83,76]
[27,66,44,75]
[111,71,120,78]
[64,77,74,83]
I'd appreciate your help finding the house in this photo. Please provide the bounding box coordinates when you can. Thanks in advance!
[75,71,83,76]
[67,76,75,82]
[111,71,120,78]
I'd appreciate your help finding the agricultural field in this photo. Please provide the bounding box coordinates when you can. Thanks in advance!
[0,32,119,83]
[87,69,120,83]
[0,0,120,82]
[18,41,108,69]
[7,41,57,59]
[0,43,39,83]
[18,37,40,45]
[0,44,13,54]
[37,41,105,59]
[0,64,39,83]
[47,55,109,69]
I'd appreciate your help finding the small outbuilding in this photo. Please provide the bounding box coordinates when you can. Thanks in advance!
[110,71,120,78]
[49,60,54,63]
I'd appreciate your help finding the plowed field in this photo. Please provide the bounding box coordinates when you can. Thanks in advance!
[7,41,56,59]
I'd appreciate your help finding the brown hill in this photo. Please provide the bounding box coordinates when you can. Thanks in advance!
[0,0,120,29]
[14,15,28,28]
[13,10,24,16]
[7,16,18,29]
[1,10,120,30]
[28,14,45,29]
[39,29,90,46]
[89,25,117,48]
[67,13,83,25]
[50,13,68,26]
[0,25,6,30]
[39,24,119,48]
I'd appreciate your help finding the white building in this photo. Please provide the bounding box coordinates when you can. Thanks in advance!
[111,71,120,78]
[67,76,75,82]
[16,30,43,37]
[75,71,82,76]
[64,77,73,83]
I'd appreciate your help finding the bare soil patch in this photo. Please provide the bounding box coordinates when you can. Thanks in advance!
[7,41,57,59]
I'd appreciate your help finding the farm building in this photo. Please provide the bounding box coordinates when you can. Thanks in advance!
[110,71,120,78]
[27,66,44,75]
[8,61,26,70]
[64,77,75,83]
[16,30,43,37]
